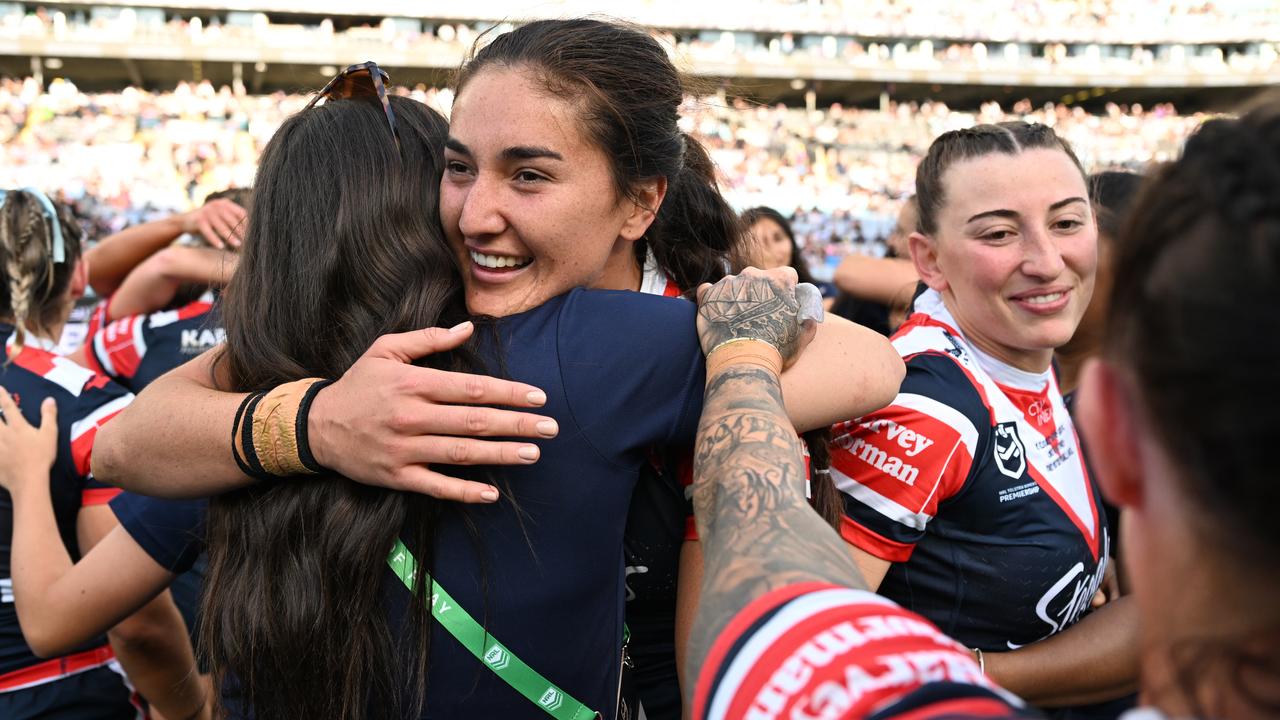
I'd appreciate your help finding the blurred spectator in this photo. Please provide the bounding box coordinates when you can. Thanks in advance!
[0,76,1208,281]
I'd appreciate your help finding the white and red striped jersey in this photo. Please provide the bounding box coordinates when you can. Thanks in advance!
[84,291,221,393]
[830,290,1108,651]
[693,583,1030,720]
[0,324,134,678]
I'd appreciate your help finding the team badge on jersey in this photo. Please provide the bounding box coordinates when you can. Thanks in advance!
[993,422,1026,479]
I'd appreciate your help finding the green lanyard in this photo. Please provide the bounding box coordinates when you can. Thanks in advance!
[387,539,600,720]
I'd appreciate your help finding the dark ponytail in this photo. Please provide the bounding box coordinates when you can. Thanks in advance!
[457,19,743,299]
[643,133,742,296]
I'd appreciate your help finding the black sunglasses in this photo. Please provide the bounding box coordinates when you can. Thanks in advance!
[307,61,399,145]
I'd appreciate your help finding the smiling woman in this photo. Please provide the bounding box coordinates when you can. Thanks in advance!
[440,64,656,317]
[84,18,904,720]
[827,122,1138,716]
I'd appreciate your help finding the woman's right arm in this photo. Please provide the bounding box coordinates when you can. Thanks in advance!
[92,323,562,501]
[832,255,919,307]
[86,200,246,297]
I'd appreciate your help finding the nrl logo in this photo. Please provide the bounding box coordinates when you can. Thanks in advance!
[539,688,563,711]
[484,645,510,670]
[993,422,1026,479]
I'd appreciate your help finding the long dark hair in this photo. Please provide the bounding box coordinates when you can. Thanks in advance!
[1106,98,1280,716]
[456,18,742,297]
[0,190,84,354]
[201,96,470,719]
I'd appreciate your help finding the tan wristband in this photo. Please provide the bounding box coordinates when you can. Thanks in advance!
[705,337,784,378]
[251,378,327,476]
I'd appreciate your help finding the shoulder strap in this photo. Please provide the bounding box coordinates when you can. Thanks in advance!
[387,539,601,720]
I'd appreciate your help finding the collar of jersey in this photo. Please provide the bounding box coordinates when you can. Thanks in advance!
[914,289,1051,392]
[4,325,61,354]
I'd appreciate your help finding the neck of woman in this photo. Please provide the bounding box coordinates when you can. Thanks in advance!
[0,314,66,348]
[939,294,1055,375]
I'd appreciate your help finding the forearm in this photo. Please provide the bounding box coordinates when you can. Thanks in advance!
[93,355,252,498]
[108,594,208,720]
[984,597,1139,706]
[832,256,918,306]
[780,314,904,430]
[686,365,865,693]
[8,480,80,656]
[86,215,186,296]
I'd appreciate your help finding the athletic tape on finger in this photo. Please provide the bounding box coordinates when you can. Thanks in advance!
[796,283,824,324]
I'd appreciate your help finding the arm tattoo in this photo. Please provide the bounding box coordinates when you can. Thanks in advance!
[684,366,866,700]
[698,275,803,360]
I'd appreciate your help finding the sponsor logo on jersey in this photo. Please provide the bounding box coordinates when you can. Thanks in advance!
[997,481,1041,504]
[836,418,936,486]
[741,613,983,720]
[842,437,920,486]
[180,327,226,354]
[1008,535,1109,648]
[992,422,1026,479]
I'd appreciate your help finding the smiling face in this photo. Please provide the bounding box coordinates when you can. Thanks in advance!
[910,148,1098,372]
[747,217,795,270]
[440,66,656,317]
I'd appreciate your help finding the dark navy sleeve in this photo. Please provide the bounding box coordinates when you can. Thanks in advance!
[555,289,705,462]
[109,493,206,575]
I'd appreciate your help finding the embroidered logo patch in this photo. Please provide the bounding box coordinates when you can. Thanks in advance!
[993,422,1026,479]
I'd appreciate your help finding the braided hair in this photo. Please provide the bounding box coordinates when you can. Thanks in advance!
[1106,97,1280,717]
[0,190,85,357]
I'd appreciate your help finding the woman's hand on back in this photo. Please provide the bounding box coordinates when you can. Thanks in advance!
[307,321,560,503]
[695,267,818,368]
[0,389,57,498]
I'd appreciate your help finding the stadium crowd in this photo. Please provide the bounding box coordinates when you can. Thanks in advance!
[0,75,1209,276]
[0,13,1278,720]
[5,1,1280,77]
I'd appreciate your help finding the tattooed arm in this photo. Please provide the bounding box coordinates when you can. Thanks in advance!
[683,269,867,703]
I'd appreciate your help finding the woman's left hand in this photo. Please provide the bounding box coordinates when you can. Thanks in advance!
[695,266,817,368]
[0,389,58,495]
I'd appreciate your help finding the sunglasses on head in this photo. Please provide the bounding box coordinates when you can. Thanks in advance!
[307,61,399,145]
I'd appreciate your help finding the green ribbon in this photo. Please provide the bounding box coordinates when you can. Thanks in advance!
[387,539,600,720]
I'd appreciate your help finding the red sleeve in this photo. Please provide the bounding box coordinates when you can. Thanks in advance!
[68,380,134,479]
[693,583,1020,720]
[89,314,147,382]
[829,394,979,562]
[82,487,123,505]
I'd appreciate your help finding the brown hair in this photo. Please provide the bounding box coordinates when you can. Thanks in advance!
[915,122,1086,235]
[1106,97,1280,717]
[0,190,84,355]
[456,18,742,298]
[202,97,469,720]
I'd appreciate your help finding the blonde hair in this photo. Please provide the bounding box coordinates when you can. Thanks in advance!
[0,190,84,357]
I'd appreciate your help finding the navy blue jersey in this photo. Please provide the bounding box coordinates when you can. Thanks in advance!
[692,583,1032,720]
[830,291,1108,651]
[119,289,705,719]
[84,292,221,393]
[0,325,134,680]
[109,494,205,576]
